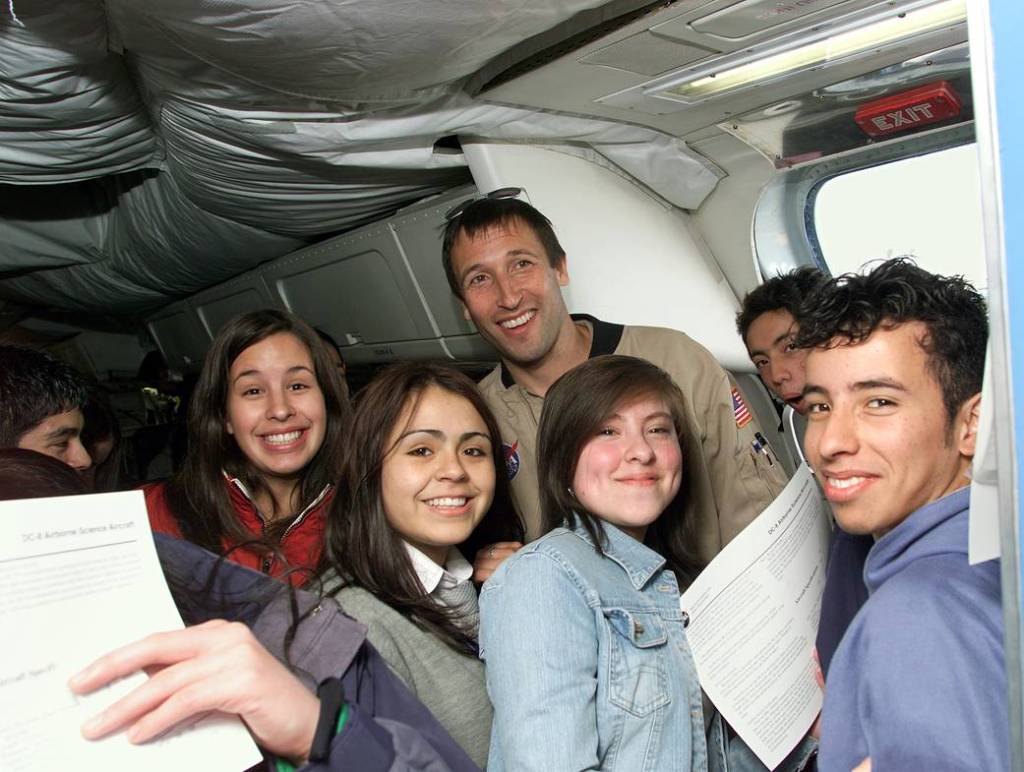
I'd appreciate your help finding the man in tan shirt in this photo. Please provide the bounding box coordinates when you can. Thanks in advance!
[441,194,788,575]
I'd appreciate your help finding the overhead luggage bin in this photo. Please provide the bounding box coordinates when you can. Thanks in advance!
[144,185,498,370]
[146,301,212,371]
[189,275,279,341]
[262,228,427,348]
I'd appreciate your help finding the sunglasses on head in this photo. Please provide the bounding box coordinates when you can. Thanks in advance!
[444,187,523,222]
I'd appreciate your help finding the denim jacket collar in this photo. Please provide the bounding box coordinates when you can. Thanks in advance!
[569,517,666,590]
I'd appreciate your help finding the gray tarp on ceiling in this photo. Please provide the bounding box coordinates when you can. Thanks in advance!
[0,0,721,317]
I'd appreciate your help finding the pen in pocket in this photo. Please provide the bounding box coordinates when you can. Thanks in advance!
[751,433,775,466]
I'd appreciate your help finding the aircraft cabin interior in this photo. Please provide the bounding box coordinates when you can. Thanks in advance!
[2,0,1023,765]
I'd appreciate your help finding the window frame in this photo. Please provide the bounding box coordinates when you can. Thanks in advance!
[752,122,976,279]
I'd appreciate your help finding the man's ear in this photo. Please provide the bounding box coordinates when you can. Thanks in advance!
[461,301,472,322]
[555,254,569,288]
[955,392,982,458]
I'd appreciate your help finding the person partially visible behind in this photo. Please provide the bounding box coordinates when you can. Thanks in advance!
[0,344,92,472]
[738,267,872,679]
[736,266,826,416]
[81,384,125,492]
[144,309,350,585]
[133,349,185,480]
[317,362,523,767]
[797,258,1004,771]
[0,447,89,500]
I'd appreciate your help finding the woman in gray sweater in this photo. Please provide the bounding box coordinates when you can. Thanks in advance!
[317,363,523,767]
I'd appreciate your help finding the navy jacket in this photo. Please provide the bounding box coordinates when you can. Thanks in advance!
[815,527,873,678]
[155,533,480,772]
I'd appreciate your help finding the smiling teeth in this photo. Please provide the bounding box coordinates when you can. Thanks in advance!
[265,430,301,445]
[500,311,534,329]
[828,476,865,489]
[426,497,467,507]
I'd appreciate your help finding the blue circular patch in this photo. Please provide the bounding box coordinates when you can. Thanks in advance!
[502,441,521,481]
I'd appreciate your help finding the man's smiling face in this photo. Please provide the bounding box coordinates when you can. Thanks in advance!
[450,218,570,367]
[803,322,977,537]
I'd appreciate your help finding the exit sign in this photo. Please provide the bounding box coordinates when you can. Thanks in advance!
[854,81,962,138]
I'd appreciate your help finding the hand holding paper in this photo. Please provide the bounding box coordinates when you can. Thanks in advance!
[70,619,320,764]
[0,491,262,772]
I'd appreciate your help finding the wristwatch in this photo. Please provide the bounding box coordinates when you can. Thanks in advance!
[309,676,346,763]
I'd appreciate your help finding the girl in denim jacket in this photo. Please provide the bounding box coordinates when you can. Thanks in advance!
[480,355,814,772]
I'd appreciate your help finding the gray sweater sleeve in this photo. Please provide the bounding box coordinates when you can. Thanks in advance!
[335,588,418,691]
[364,616,417,690]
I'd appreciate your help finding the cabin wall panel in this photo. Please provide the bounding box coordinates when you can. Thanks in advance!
[146,303,212,372]
[690,132,776,299]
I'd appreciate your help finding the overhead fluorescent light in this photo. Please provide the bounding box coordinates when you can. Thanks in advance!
[652,0,966,103]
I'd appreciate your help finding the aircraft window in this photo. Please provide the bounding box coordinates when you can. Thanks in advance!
[811,143,986,289]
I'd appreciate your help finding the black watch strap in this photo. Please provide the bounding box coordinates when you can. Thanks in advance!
[309,677,346,763]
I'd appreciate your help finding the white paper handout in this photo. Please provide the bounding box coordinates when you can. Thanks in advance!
[680,464,831,769]
[0,491,262,772]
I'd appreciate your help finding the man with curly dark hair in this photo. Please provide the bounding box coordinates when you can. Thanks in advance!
[795,258,1004,771]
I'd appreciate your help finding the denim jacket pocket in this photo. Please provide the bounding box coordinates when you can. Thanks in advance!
[604,607,671,717]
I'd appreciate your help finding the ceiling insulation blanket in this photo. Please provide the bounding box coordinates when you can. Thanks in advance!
[0,0,721,317]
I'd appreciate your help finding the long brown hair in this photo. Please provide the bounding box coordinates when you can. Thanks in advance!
[537,355,702,586]
[319,362,522,655]
[164,309,350,555]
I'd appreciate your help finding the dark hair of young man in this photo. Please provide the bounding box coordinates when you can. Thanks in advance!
[163,309,351,555]
[440,197,566,299]
[0,344,90,447]
[319,361,523,656]
[793,257,988,427]
[537,354,703,587]
[0,447,89,500]
[735,266,828,341]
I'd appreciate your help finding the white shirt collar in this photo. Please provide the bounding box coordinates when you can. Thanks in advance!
[403,542,473,595]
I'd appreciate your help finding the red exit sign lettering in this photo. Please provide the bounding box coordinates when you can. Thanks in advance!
[855,81,962,138]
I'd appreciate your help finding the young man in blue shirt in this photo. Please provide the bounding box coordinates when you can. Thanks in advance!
[796,258,1005,771]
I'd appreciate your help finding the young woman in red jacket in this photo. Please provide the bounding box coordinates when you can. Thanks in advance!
[144,309,350,583]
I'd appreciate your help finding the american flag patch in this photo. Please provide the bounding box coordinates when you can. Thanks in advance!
[732,387,752,428]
